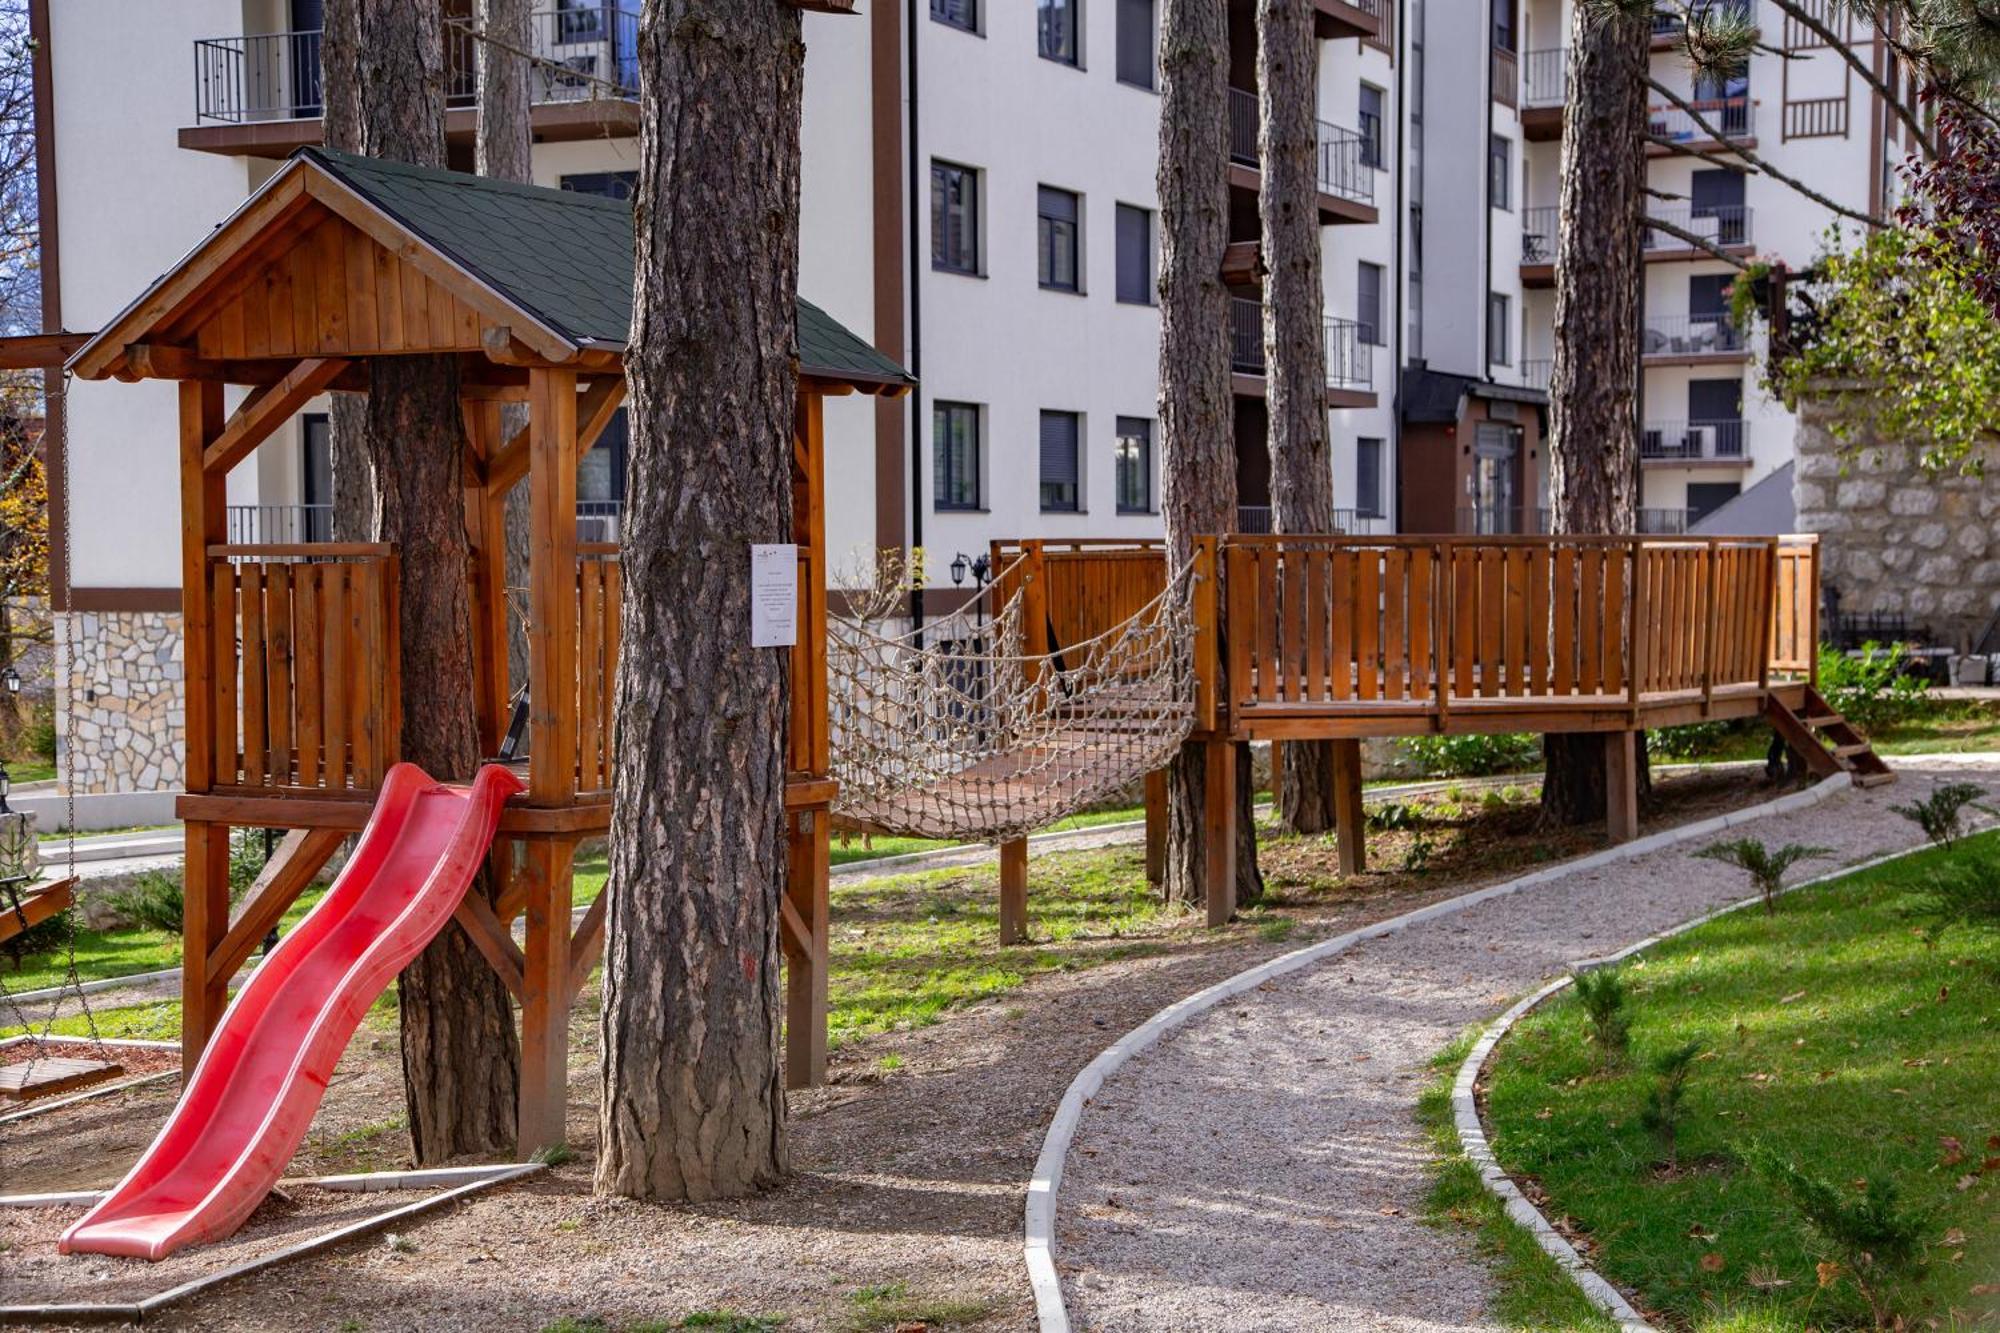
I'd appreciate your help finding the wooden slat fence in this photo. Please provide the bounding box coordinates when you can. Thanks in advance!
[1770,537,1820,681]
[207,546,399,791]
[574,549,622,795]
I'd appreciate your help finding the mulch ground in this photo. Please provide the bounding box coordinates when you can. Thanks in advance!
[0,768,1784,1332]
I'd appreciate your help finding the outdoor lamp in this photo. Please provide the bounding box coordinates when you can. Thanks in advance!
[0,665,18,696]
[949,552,969,586]
[0,761,11,815]
[972,554,992,585]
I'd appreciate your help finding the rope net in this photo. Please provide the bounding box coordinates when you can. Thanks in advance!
[829,562,1198,843]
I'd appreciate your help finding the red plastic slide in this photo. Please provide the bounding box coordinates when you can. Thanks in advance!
[60,762,522,1261]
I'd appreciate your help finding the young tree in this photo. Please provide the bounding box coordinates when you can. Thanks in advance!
[1157,0,1262,910]
[1256,0,1336,837]
[322,0,521,1163]
[0,402,46,729]
[595,0,804,1202]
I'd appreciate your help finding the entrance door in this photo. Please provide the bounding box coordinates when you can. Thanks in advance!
[1471,421,1522,534]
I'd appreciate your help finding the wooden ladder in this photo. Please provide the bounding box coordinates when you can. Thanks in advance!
[1765,687,1896,788]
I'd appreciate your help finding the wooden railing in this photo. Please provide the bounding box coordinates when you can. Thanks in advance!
[573,546,622,795]
[207,544,400,791]
[1771,537,1820,681]
[990,539,1169,659]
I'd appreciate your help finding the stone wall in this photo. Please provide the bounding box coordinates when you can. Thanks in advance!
[1793,397,2000,648]
[58,610,185,794]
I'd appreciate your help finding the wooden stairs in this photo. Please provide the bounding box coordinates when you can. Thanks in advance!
[1766,688,1896,788]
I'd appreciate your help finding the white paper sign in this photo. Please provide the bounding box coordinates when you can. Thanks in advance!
[750,543,798,648]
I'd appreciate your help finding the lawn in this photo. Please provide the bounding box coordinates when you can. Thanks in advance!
[1480,833,2000,1331]
[6,758,56,784]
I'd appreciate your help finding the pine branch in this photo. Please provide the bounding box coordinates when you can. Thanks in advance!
[1645,78,1889,229]
[1644,133,1752,172]
[1766,0,1936,158]
[1642,214,1753,269]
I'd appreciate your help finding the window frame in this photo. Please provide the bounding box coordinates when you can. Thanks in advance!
[1487,291,1512,366]
[1038,0,1081,66]
[1114,202,1155,306]
[1039,409,1083,514]
[931,0,978,34]
[930,159,982,277]
[1037,185,1083,294]
[1115,0,1157,91]
[1115,416,1155,514]
[1488,135,1512,212]
[933,401,984,512]
[1359,82,1386,170]
[1355,436,1385,519]
[1357,260,1385,347]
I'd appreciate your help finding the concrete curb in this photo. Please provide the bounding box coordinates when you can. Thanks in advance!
[1446,826,1980,1333]
[1022,771,1859,1332]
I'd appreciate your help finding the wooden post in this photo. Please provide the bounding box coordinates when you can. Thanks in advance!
[1332,737,1367,876]
[1605,729,1639,844]
[1204,738,1236,926]
[1143,768,1168,887]
[463,400,512,755]
[999,837,1029,944]
[517,835,576,1155]
[179,380,227,793]
[527,367,579,805]
[179,820,231,1078]
[784,806,830,1089]
[1267,739,1284,802]
[1191,536,1220,732]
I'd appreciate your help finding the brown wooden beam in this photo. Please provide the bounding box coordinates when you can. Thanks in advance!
[565,892,607,1008]
[205,827,345,987]
[518,837,577,1153]
[783,808,831,1089]
[1333,738,1367,876]
[453,892,526,1001]
[486,376,623,497]
[203,358,350,475]
[999,838,1029,945]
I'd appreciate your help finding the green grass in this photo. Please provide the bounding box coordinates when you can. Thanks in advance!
[0,884,332,995]
[835,1281,990,1333]
[5,759,55,784]
[1481,834,2000,1330]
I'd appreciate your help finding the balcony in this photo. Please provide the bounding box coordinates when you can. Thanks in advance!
[1647,97,1755,154]
[1238,506,1389,536]
[1521,205,1557,286]
[1645,204,1753,257]
[1637,508,1698,534]
[1520,48,1566,139]
[1642,313,1749,364]
[227,502,625,544]
[1521,358,1552,391]
[1228,299,1377,406]
[1641,419,1751,465]
[1653,0,1752,49]
[1491,46,1519,110]
[184,8,641,156]
[1227,88,1379,225]
[1313,0,1384,41]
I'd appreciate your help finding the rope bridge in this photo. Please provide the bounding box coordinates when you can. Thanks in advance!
[829,562,1199,843]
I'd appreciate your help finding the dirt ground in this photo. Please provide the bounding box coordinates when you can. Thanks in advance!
[0,768,1780,1333]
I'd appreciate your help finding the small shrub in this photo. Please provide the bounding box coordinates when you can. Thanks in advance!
[530,1141,575,1167]
[1901,847,2000,947]
[1746,1144,1927,1330]
[1693,838,1832,914]
[1570,967,1630,1062]
[1402,829,1434,874]
[1637,1039,1702,1170]
[21,701,55,763]
[1398,732,1541,778]
[1889,781,1991,850]
[1648,720,1737,762]
[1368,802,1420,831]
[107,870,190,935]
[1818,641,1931,730]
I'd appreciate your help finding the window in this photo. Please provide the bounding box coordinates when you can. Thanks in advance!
[931,160,980,275]
[934,403,982,510]
[1488,136,1511,211]
[1359,83,1385,169]
[561,171,638,201]
[1039,0,1079,65]
[1115,204,1154,304]
[1038,186,1082,293]
[1488,292,1511,365]
[1115,417,1154,513]
[557,0,608,42]
[1357,261,1384,346]
[1117,0,1155,89]
[301,413,332,543]
[1492,0,1516,52]
[1356,437,1385,519]
[1039,411,1081,513]
[932,0,976,32]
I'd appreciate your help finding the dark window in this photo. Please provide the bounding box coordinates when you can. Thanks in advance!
[1493,0,1517,52]
[1116,416,1153,513]
[1038,186,1081,293]
[561,171,639,201]
[301,413,332,542]
[1357,261,1384,345]
[1688,377,1742,421]
[1115,204,1153,304]
[934,402,982,510]
[931,160,980,275]
[1038,0,1079,65]
[932,0,977,32]
[1687,481,1741,522]
[1117,0,1155,89]
[1356,437,1384,519]
[577,408,630,541]
[1688,273,1731,318]
[1359,83,1385,169]
[1040,411,1081,512]
[1488,135,1511,211]
[1488,292,1511,365]
[1691,168,1748,243]
[556,0,608,42]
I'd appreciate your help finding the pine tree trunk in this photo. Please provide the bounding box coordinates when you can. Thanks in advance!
[321,0,372,545]
[475,0,536,695]
[594,0,803,1202]
[1542,3,1650,828]
[325,0,521,1162]
[1257,0,1336,838]
[1157,0,1240,911]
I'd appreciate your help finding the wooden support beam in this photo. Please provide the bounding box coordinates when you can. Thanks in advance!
[784,807,830,1089]
[1144,769,1168,887]
[1605,729,1640,844]
[206,827,344,987]
[1204,739,1237,927]
[486,376,623,497]
[202,358,350,475]
[180,380,227,794]
[998,838,1029,945]
[1333,738,1367,876]
[527,367,580,807]
[452,892,526,1001]
[565,892,607,1008]
[517,837,576,1154]
[180,821,232,1078]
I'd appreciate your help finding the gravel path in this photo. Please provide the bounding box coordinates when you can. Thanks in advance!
[1055,758,2000,1332]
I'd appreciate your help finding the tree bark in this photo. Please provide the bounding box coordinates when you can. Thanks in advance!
[595,0,803,1202]
[475,0,536,696]
[1543,1,1650,827]
[321,0,373,545]
[1257,0,1336,838]
[1156,0,1243,911]
[325,0,521,1162]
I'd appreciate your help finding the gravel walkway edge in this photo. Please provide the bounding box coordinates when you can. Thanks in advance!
[1448,824,1996,1333]
[1022,771,1856,1333]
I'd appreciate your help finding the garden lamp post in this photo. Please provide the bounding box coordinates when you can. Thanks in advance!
[1,665,19,697]
[0,761,11,815]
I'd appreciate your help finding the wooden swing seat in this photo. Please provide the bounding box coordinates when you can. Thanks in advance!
[0,877,78,948]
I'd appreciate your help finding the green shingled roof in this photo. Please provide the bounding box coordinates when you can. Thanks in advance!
[301,146,912,390]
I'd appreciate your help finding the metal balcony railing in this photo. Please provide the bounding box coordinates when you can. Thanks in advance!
[1648,96,1753,144]
[1641,419,1748,462]
[1238,506,1389,536]
[1522,47,1567,108]
[1229,301,1374,392]
[1228,88,1376,207]
[1637,508,1698,535]
[1645,203,1753,250]
[1642,313,1746,357]
[1522,206,1558,263]
[1456,507,1550,536]
[194,8,639,125]
[1521,358,1552,391]
[227,504,333,545]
